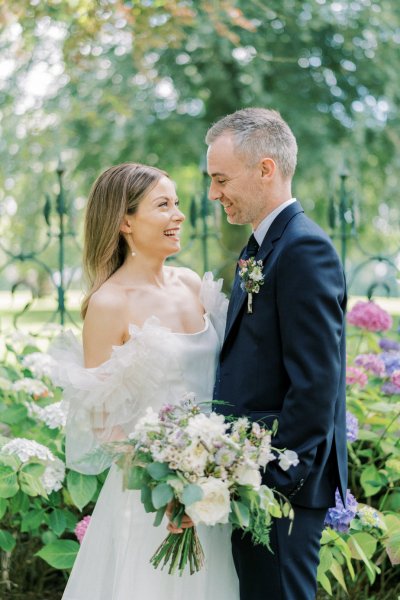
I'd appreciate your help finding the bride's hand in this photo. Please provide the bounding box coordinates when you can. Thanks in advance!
[166,501,194,534]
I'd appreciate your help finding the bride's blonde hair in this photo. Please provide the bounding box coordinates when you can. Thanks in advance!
[81,162,168,319]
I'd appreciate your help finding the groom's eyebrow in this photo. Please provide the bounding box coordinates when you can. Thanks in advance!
[209,171,227,178]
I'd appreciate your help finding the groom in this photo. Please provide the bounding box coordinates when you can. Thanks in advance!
[207,108,347,600]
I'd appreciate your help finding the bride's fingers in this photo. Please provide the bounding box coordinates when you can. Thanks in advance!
[180,515,194,528]
[167,515,194,533]
[167,522,183,534]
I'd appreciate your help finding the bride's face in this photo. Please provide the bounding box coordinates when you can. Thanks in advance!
[129,176,185,258]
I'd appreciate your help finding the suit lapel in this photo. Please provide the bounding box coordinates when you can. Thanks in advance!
[222,201,304,347]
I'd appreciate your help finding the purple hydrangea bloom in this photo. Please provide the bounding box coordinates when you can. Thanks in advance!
[381,381,400,396]
[324,489,358,533]
[354,354,386,377]
[346,411,359,442]
[379,338,400,352]
[380,352,400,375]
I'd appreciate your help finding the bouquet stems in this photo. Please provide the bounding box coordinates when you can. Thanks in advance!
[150,526,205,576]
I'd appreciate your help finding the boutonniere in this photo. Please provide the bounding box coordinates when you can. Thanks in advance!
[238,257,265,314]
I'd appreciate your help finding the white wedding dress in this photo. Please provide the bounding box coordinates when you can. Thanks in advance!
[50,274,239,600]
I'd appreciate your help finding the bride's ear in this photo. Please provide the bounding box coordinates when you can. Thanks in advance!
[120,215,132,234]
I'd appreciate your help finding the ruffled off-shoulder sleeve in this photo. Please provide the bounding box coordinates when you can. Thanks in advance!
[48,320,170,475]
[200,272,228,346]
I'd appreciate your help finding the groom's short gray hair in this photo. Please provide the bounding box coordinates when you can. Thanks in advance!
[205,108,298,180]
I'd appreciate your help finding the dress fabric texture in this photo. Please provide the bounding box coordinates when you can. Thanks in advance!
[49,274,239,600]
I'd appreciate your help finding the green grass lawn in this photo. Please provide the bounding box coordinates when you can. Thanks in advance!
[0,290,82,333]
[1,290,400,335]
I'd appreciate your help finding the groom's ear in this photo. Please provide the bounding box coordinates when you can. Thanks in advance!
[260,157,276,179]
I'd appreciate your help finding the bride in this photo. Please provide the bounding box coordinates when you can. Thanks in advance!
[50,163,239,599]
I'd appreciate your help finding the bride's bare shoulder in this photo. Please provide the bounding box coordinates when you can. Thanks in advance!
[83,282,128,366]
[169,266,202,293]
[87,280,128,314]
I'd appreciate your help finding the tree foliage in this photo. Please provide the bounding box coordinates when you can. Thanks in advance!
[0,0,399,287]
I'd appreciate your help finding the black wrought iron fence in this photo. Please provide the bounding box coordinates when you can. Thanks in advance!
[328,166,399,300]
[0,162,399,329]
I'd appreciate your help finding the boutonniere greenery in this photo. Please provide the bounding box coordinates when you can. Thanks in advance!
[238,258,265,314]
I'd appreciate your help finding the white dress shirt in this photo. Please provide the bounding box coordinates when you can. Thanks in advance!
[253,198,297,246]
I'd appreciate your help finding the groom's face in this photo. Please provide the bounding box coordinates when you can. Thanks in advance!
[207,133,265,228]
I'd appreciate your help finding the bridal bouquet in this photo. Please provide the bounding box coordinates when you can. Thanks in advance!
[109,396,299,576]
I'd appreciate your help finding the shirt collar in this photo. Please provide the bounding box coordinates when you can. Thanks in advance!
[253,198,297,246]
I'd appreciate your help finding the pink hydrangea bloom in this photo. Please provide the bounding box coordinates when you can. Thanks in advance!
[75,515,91,544]
[346,366,368,388]
[391,370,400,388]
[347,301,392,332]
[354,354,386,377]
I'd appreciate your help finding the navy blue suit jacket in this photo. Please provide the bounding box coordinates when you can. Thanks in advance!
[214,201,347,508]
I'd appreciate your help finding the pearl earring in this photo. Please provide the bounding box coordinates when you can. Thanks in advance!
[130,233,136,257]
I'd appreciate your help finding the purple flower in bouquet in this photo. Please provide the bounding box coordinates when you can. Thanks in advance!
[75,515,91,544]
[347,301,392,332]
[346,366,368,388]
[354,354,386,377]
[346,411,359,442]
[379,338,400,352]
[380,352,400,375]
[324,489,358,533]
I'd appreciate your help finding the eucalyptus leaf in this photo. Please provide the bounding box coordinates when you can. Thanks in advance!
[147,462,172,481]
[152,483,174,510]
[182,484,203,507]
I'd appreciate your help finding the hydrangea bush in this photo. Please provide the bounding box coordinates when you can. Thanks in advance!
[317,300,400,599]
[1,308,399,598]
[0,332,104,597]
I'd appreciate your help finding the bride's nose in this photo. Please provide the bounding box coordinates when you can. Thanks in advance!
[173,207,185,222]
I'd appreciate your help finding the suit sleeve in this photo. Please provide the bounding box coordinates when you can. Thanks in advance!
[261,235,346,498]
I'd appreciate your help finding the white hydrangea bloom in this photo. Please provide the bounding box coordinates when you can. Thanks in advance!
[1,438,65,494]
[9,331,39,353]
[2,438,55,462]
[27,401,67,429]
[12,378,53,398]
[21,352,56,379]
[0,376,13,391]
[357,505,385,529]
[42,458,66,494]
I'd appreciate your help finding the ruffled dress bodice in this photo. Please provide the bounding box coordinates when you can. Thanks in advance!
[50,273,240,600]
[49,273,228,475]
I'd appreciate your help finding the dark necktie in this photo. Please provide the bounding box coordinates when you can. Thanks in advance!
[244,233,259,259]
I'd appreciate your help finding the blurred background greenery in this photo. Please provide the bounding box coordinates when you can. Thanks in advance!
[0,0,399,329]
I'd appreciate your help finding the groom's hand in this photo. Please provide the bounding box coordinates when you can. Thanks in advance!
[166,501,194,534]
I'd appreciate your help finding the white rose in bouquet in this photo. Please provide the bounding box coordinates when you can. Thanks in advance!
[233,464,262,490]
[186,412,228,447]
[179,441,209,476]
[185,476,231,526]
